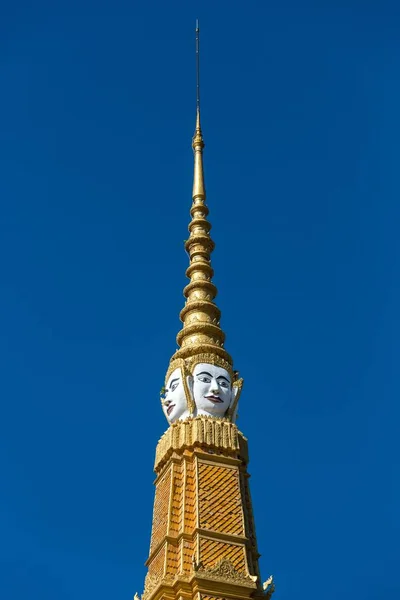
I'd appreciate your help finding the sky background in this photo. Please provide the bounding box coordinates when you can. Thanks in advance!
[0,1,399,599]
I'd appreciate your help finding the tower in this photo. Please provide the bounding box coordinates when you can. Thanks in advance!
[140,23,274,600]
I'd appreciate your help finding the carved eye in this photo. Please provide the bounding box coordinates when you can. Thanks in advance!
[198,375,211,383]
[218,380,229,388]
[171,382,179,391]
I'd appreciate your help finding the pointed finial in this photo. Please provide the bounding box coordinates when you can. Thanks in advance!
[166,21,233,379]
[195,19,200,118]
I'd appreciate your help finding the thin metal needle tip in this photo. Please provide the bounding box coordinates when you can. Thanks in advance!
[195,20,200,115]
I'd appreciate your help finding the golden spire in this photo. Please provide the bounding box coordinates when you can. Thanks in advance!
[169,20,232,376]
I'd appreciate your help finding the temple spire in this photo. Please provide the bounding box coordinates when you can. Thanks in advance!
[168,20,232,376]
[141,24,271,600]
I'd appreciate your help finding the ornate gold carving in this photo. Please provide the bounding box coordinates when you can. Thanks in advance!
[226,377,244,419]
[195,558,255,586]
[199,538,246,575]
[166,352,234,387]
[142,573,158,600]
[154,416,248,472]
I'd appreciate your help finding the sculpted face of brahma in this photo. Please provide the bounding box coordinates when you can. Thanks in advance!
[162,368,190,423]
[192,363,232,418]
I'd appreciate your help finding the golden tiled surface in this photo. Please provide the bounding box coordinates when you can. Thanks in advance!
[150,467,171,553]
[184,458,196,532]
[166,542,179,577]
[240,472,261,580]
[182,538,194,573]
[147,544,165,579]
[150,468,171,551]
[198,462,244,536]
[199,538,246,573]
[144,420,263,600]
[169,464,184,536]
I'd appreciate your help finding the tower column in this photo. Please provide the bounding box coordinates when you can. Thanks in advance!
[143,418,267,600]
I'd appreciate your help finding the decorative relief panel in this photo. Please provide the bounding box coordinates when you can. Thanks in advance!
[154,417,248,472]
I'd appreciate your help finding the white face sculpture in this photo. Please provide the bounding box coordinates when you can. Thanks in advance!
[192,363,233,418]
[162,368,190,424]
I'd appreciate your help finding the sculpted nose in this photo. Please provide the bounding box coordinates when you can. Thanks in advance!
[211,379,219,392]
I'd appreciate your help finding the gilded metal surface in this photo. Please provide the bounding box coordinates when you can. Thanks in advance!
[174,110,230,362]
[164,107,238,389]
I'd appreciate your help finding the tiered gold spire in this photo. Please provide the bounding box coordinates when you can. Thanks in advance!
[169,21,232,377]
[141,24,274,600]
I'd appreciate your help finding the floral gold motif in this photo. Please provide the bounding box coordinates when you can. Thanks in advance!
[142,573,158,600]
[195,558,256,587]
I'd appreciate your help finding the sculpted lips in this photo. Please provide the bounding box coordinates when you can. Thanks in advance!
[166,403,175,415]
[205,395,223,404]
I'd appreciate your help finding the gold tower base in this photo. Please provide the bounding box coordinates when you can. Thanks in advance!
[142,417,273,600]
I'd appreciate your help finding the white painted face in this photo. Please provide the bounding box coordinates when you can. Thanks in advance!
[192,363,232,418]
[162,368,190,424]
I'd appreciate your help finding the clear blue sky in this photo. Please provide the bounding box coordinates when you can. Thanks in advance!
[0,1,398,599]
